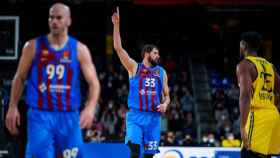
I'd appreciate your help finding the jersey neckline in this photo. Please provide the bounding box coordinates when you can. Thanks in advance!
[44,35,69,53]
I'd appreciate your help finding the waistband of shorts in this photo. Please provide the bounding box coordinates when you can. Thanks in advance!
[28,107,79,113]
[129,108,160,115]
[250,106,278,111]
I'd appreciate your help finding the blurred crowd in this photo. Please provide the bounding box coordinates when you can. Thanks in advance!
[206,70,241,147]
[0,54,242,148]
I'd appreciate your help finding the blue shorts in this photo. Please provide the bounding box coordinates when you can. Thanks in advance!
[125,110,161,156]
[25,108,83,158]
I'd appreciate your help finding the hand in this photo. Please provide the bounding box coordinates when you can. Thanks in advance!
[157,103,168,113]
[241,128,250,149]
[112,7,120,25]
[5,106,20,135]
[80,105,96,129]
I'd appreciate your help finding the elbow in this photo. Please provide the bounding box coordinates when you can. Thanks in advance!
[94,80,101,96]
[13,74,25,85]
[113,44,122,52]
[113,40,123,51]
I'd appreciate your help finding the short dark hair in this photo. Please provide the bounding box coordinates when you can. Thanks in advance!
[141,44,159,58]
[241,31,262,52]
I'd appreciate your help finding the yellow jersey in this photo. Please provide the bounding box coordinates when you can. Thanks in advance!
[245,56,275,109]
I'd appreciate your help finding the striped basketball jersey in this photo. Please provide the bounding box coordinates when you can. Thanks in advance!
[246,56,275,109]
[128,63,165,112]
[26,36,81,111]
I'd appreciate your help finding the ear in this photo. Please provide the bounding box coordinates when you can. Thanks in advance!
[67,17,72,27]
[143,52,148,58]
[240,41,247,50]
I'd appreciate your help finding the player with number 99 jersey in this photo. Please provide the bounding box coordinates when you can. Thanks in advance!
[25,35,83,158]
[26,35,81,112]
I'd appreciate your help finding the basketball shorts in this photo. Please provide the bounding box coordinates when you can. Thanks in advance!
[25,108,83,158]
[125,109,161,157]
[244,108,280,155]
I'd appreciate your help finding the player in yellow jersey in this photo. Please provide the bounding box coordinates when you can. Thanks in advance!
[237,31,280,158]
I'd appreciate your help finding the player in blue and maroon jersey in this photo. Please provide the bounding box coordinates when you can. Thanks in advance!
[112,8,170,158]
[5,3,100,158]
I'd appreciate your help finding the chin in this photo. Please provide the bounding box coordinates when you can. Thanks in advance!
[51,31,61,36]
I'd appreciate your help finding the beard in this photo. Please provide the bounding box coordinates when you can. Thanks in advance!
[149,57,160,67]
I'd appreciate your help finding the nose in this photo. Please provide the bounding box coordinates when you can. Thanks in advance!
[52,18,58,23]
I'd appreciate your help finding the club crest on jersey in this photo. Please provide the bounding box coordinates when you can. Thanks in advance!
[60,51,71,63]
[42,50,48,56]
[140,69,149,76]
[63,51,69,59]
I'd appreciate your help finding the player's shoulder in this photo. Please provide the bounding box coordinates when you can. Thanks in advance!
[76,40,92,61]
[236,59,257,78]
[237,58,254,69]
[158,65,166,73]
[23,38,38,51]
[236,59,252,73]
[25,35,48,48]
[76,40,89,53]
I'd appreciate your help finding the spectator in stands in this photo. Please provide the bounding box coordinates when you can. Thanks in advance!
[163,131,178,146]
[221,132,241,147]
[180,88,195,113]
[100,101,118,136]
[160,113,168,133]
[182,134,197,146]
[200,132,220,147]
[182,112,196,138]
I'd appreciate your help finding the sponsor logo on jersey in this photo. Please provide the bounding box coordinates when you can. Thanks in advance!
[39,83,47,93]
[139,89,157,95]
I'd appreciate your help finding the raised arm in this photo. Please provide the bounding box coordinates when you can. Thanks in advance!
[77,42,101,129]
[112,7,137,76]
[6,40,36,135]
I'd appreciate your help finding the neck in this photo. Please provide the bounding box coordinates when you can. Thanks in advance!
[246,50,258,57]
[143,59,152,68]
[48,32,68,48]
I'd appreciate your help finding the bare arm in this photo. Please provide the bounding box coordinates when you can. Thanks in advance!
[78,42,100,109]
[10,40,36,107]
[78,42,100,129]
[112,7,137,76]
[6,39,35,135]
[236,60,252,130]
[273,66,280,109]
[158,70,170,113]
[162,70,170,106]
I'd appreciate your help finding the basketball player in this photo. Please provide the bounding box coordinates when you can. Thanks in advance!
[5,3,100,158]
[237,31,280,157]
[112,7,170,158]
